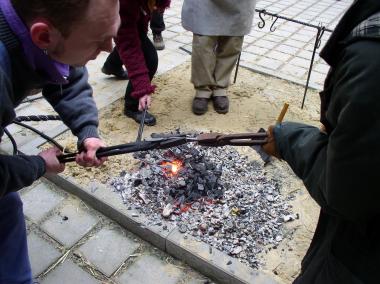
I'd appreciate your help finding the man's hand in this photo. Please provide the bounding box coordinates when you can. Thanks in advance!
[138,94,152,111]
[262,125,281,159]
[39,147,65,174]
[76,138,107,167]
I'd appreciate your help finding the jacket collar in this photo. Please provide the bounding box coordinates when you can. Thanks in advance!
[320,0,380,67]
[0,0,69,84]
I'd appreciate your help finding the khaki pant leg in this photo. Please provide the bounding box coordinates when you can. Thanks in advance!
[213,36,244,97]
[191,34,218,98]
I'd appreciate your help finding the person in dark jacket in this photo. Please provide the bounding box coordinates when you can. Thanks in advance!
[0,0,120,282]
[102,0,171,126]
[262,0,380,283]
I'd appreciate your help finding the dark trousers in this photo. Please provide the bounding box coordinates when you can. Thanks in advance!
[0,193,32,284]
[150,10,165,35]
[104,33,158,111]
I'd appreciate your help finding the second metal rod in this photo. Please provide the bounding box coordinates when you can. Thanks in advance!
[136,106,148,142]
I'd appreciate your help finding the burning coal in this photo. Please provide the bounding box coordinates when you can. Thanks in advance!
[110,140,295,269]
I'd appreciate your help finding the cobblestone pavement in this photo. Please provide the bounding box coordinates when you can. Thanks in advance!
[160,0,353,89]
[22,179,210,284]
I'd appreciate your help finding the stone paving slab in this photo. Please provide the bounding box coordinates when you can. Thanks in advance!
[77,227,141,277]
[21,183,65,223]
[48,175,175,252]
[23,179,210,283]
[116,255,183,284]
[27,231,62,277]
[41,259,100,284]
[40,199,99,247]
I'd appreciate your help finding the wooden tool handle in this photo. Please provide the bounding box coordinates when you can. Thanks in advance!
[276,103,289,124]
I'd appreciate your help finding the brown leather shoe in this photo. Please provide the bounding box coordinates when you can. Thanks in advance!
[213,96,229,114]
[192,98,209,115]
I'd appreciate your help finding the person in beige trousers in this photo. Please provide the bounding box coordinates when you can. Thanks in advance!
[182,0,256,115]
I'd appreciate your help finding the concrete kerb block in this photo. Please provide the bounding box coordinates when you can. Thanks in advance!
[45,174,171,252]
[166,228,279,284]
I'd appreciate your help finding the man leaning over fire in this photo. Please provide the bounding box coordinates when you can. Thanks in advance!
[0,0,120,282]
[261,0,380,283]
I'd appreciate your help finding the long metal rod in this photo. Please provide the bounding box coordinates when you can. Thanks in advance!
[136,106,147,142]
[233,52,241,84]
[301,27,323,109]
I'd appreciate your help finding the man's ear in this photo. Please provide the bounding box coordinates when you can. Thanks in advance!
[30,22,58,50]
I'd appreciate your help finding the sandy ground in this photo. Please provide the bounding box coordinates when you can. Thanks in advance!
[61,63,321,284]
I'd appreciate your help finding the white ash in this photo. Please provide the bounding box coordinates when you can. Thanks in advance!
[109,143,295,269]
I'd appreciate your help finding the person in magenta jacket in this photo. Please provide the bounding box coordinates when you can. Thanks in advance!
[102,0,170,126]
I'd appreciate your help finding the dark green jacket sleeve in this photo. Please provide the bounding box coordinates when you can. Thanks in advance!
[274,40,380,223]
[0,154,46,197]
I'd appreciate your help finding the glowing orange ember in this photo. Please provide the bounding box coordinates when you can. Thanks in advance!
[161,160,183,176]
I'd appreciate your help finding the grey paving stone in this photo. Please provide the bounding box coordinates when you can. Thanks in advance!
[279,24,301,33]
[245,45,269,56]
[274,29,293,38]
[41,259,99,284]
[116,255,183,284]
[264,34,284,43]
[22,183,65,223]
[241,52,258,62]
[164,16,181,25]
[283,38,306,49]
[297,50,314,60]
[291,33,314,43]
[256,57,283,70]
[40,201,99,247]
[275,44,299,55]
[310,71,326,85]
[280,64,307,78]
[267,50,292,62]
[250,29,267,38]
[27,232,62,277]
[289,57,312,68]
[78,227,140,277]
[173,35,192,44]
[254,39,278,49]
[162,30,178,39]
[313,63,330,74]
[167,24,186,33]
